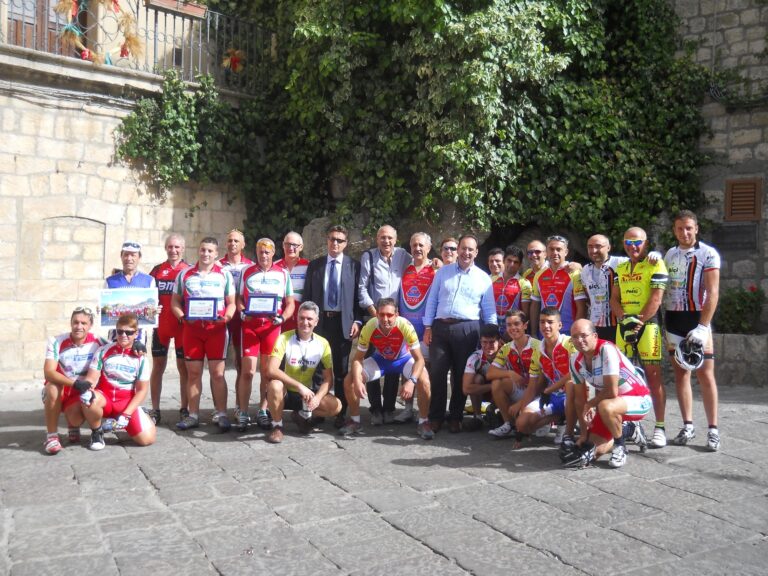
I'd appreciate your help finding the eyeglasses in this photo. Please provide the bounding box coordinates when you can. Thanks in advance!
[284,242,302,249]
[73,306,93,315]
[526,249,543,256]
[442,246,457,252]
[571,332,596,341]
[115,329,136,336]
[328,237,347,244]
[547,235,568,246]
[624,239,644,247]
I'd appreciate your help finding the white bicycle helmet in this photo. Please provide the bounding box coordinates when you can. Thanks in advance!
[675,337,704,371]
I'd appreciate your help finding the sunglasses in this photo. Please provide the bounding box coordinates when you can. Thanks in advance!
[328,237,347,244]
[442,246,458,252]
[115,329,136,336]
[73,306,93,315]
[624,239,644,247]
[527,249,543,256]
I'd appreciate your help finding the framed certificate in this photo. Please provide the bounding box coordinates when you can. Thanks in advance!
[186,298,218,320]
[98,287,159,327]
[246,294,278,316]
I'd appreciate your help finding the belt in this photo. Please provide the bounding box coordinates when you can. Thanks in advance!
[436,318,474,325]
[323,311,341,318]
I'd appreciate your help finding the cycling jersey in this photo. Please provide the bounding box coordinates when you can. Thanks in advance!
[91,342,150,393]
[218,255,253,290]
[614,258,668,317]
[491,335,541,378]
[174,264,235,318]
[150,260,190,344]
[664,241,720,312]
[570,339,649,396]
[274,257,309,332]
[150,260,190,315]
[529,334,574,383]
[274,258,309,302]
[270,330,333,391]
[531,266,586,332]
[581,256,624,327]
[357,316,420,361]
[491,273,531,319]
[105,271,156,290]
[399,264,435,340]
[464,349,495,375]
[239,263,294,317]
[46,332,107,380]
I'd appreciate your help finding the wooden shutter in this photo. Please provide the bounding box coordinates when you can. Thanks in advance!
[725,178,763,222]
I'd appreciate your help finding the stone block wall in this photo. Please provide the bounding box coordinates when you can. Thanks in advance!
[0,56,246,388]
[673,0,767,324]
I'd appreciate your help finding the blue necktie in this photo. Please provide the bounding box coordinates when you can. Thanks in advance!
[328,259,339,309]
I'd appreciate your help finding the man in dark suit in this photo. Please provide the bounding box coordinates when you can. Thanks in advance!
[303,224,362,425]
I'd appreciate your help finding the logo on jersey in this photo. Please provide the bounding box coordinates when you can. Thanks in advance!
[545,294,559,307]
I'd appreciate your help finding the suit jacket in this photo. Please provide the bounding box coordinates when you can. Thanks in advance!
[304,254,363,339]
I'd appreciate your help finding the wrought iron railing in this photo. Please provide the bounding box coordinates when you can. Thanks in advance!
[0,0,268,94]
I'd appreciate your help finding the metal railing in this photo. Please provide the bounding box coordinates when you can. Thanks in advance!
[0,0,268,94]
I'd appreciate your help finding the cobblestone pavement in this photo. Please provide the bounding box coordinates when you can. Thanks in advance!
[2,372,767,575]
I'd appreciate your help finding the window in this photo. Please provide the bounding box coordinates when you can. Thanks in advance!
[725,178,763,222]
[7,0,68,54]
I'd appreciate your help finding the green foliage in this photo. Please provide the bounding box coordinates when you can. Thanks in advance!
[116,0,712,241]
[715,285,766,334]
[115,70,200,192]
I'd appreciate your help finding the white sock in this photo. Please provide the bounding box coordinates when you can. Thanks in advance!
[272,420,283,428]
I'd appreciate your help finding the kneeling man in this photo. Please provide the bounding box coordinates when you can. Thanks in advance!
[341,298,433,440]
[565,319,651,468]
[265,301,342,443]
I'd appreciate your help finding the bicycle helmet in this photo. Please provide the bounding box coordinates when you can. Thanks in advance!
[675,337,704,371]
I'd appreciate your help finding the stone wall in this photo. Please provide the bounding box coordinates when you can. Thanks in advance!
[0,48,247,388]
[673,0,768,323]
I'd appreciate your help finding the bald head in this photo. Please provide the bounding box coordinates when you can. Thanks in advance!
[624,227,646,240]
[570,319,598,352]
[587,234,610,266]
[623,227,648,263]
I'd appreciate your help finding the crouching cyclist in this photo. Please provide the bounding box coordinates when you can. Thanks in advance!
[563,319,651,468]
[79,313,156,451]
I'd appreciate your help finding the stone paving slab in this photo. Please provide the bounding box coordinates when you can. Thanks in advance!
[1,376,767,575]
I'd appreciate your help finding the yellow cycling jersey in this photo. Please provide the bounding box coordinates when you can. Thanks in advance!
[270,331,333,391]
[614,258,668,317]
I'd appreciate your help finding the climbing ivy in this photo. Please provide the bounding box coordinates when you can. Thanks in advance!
[116,0,713,241]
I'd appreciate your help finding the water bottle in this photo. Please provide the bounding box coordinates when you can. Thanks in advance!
[299,399,312,420]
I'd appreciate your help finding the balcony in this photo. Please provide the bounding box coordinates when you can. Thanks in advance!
[0,0,268,94]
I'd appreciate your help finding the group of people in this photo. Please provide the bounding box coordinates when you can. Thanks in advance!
[42,210,722,469]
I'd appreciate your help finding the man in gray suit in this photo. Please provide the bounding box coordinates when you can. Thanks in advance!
[304,224,363,426]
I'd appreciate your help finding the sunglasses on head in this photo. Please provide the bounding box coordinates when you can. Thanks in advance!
[73,306,93,315]
[116,329,136,336]
[546,235,568,246]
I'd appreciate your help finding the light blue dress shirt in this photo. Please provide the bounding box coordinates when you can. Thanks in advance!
[423,262,497,326]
